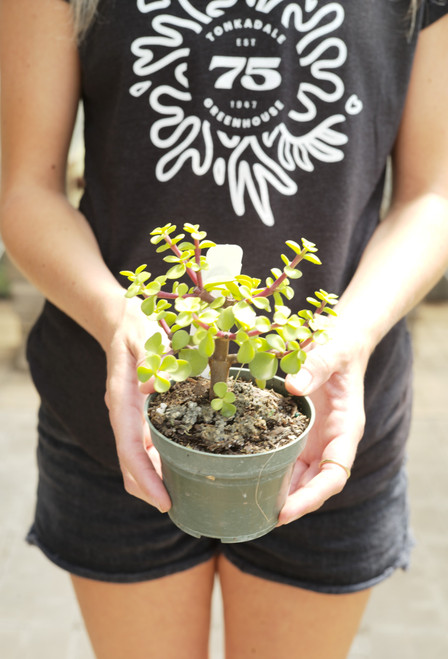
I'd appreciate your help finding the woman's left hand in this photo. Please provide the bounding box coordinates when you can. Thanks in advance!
[278,340,367,525]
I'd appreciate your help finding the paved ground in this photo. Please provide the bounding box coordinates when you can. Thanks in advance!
[0,299,447,658]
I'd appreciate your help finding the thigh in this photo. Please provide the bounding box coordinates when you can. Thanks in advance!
[71,557,217,659]
[218,555,370,659]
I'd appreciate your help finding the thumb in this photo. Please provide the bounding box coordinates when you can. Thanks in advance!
[285,350,334,396]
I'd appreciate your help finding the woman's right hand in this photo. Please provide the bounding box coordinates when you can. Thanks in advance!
[104,299,172,513]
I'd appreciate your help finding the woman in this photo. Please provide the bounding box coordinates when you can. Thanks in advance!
[1,1,448,657]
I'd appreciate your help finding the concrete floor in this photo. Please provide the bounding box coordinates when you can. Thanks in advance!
[0,299,447,658]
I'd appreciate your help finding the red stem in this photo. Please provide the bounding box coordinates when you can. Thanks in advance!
[253,251,306,299]
[194,239,203,289]
[158,318,172,338]
[164,233,198,286]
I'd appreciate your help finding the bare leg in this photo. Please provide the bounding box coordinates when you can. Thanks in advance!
[218,555,370,659]
[71,557,217,659]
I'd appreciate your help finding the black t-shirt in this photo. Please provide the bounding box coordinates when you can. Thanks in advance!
[29,0,448,507]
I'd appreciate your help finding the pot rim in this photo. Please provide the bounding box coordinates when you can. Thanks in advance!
[145,371,315,460]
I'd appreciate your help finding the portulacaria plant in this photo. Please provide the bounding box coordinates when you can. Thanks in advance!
[121,223,337,417]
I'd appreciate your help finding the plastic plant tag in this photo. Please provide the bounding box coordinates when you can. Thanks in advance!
[203,244,243,285]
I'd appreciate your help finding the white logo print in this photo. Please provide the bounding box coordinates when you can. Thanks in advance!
[130,0,363,226]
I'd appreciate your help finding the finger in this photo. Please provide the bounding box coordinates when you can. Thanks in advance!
[110,393,171,512]
[107,352,171,511]
[285,349,334,396]
[138,375,156,395]
[119,437,171,513]
[278,467,348,525]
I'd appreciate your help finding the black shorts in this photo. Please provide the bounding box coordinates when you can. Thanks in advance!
[27,405,413,594]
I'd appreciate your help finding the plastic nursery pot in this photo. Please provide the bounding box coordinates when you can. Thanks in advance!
[145,368,315,543]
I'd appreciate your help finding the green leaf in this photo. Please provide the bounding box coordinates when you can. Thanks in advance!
[235,329,249,344]
[177,241,195,251]
[154,374,171,393]
[255,316,272,333]
[249,352,278,381]
[280,352,302,375]
[170,359,191,382]
[303,254,322,265]
[175,296,201,313]
[295,327,313,340]
[273,311,289,326]
[306,297,321,308]
[298,309,314,321]
[176,311,193,327]
[252,296,271,311]
[284,266,302,279]
[237,340,256,364]
[137,366,153,383]
[176,283,189,296]
[255,378,266,389]
[273,292,283,307]
[156,243,172,253]
[224,391,236,404]
[285,240,302,255]
[145,353,162,373]
[284,286,295,300]
[135,264,148,274]
[198,309,220,324]
[141,296,156,316]
[271,268,282,279]
[160,355,178,372]
[210,296,226,309]
[210,398,224,411]
[224,281,241,299]
[179,349,208,377]
[301,238,318,252]
[217,307,235,332]
[171,330,191,351]
[213,382,228,398]
[283,325,311,342]
[198,333,215,358]
[233,301,257,328]
[144,281,162,295]
[221,402,236,418]
[312,330,330,345]
[124,283,140,298]
[255,337,269,351]
[144,333,164,354]
[166,263,187,279]
[266,334,286,352]
[164,312,177,327]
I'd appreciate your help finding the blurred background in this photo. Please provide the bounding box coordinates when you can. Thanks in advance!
[1,106,448,658]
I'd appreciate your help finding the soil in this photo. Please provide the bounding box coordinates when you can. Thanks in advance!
[147,376,309,455]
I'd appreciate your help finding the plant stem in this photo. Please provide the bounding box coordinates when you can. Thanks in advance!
[194,239,203,289]
[254,251,306,298]
[164,233,198,286]
[158,318,172,338]
[209,337,232,399]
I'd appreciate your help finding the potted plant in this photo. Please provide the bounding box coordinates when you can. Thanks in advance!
[121,223,337,542]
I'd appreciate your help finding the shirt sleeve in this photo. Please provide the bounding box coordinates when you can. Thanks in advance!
[422,0,448,28]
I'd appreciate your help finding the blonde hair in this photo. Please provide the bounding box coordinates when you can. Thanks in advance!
[70,0,421,41]
[69,0,100,41]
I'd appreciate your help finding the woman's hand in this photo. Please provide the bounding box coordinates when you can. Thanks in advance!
[278,338,367,525]
[104,300,171,513]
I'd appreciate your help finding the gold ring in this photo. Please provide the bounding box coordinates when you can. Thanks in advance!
[319,459,351,479]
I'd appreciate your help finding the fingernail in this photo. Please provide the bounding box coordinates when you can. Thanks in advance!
[291,368,312,392]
